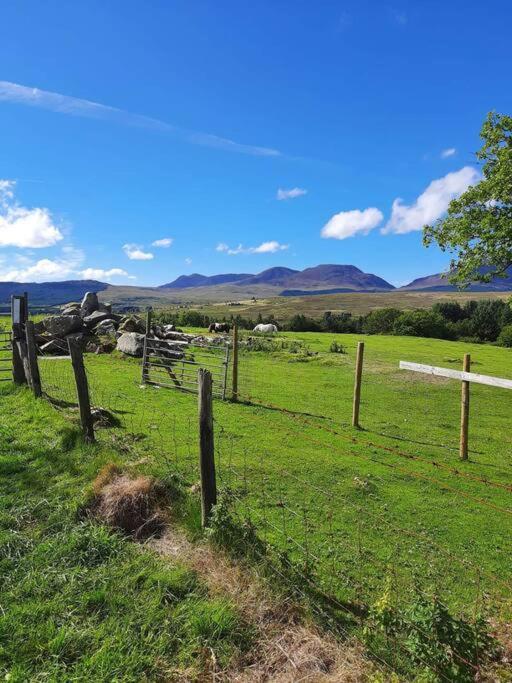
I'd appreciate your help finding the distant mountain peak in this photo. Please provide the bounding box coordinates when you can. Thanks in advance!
[158,263,394,292]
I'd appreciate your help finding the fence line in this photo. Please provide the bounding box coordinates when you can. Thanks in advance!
[7,306,511,679]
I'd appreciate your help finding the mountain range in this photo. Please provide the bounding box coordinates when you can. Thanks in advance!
[160,265,395,292]
[1,264,512,309]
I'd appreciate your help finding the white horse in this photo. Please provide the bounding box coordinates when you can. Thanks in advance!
[253,323,278,334]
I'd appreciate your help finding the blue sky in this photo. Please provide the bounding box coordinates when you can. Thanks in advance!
[0,0,511,287]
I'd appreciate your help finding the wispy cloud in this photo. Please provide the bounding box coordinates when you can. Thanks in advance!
[276,187,307,201]
[321,207,383,240]
[0,179,63,248]
[0,81,281,158]
[441,147,457,158]
[382,166,480,234]
[185,257,192,265]
[122,243,154,260]
[216,240,289,255]
[151,237,173,248]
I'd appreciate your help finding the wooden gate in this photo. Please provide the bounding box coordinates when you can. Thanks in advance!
[0,329,13,382]
[141,335,231,399]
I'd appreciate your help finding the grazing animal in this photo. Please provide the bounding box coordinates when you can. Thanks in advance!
[208,322,231,334]
[253,323,278,334]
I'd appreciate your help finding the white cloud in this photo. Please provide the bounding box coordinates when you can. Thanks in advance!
[80,267,135,281]
[216,240,289,255]
[185,257,192,265]
[441,147,456,158]
[151,237,173,248]
[321,207,383,240]
[122,243,154,260]
[383,166,480,234]
[1,258,75,282]
[0,179,63,248]
[0,81,281,158]
[276,187,307,201]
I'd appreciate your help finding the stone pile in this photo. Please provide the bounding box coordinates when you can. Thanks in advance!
[35,291,146,355]
[34,292,230,358]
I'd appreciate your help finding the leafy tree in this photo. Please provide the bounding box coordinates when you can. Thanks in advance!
[393,310,449,339]
[431,301,465,322]
[424,112,512,285]
[498,324,512,347]
[470,299,511,341]
[362,308,401,334]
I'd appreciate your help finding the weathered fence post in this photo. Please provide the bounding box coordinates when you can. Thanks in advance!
[198,368,217,527]
[25,321,42,397]
[141,309,152,384]
[352,341,365,428]
[68,339,95,443]
[232,324,239,401]
[11,295,27,385]
[459,353,471,460]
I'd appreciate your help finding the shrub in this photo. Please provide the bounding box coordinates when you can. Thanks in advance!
[368,582,499,682]
[497,324,512,347]
[393,310,449,339]
[329,340,346,354]
[362,308,401,334]
[432,302,466,322]
[287,314,321,332]
[321,311,359,333]
[469,300,508,341]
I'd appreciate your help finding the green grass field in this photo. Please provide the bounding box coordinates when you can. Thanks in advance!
[3,328,512,679]
[37,333,512,611]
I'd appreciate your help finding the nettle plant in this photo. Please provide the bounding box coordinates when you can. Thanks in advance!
[367,577,499,682]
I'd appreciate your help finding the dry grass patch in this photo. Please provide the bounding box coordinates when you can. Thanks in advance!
[87,464,169,540]
[152,529,375,682]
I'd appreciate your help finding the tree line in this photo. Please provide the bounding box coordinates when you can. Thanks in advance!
[154,298,512,346]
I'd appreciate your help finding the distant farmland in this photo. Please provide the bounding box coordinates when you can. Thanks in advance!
[140,289,512,323]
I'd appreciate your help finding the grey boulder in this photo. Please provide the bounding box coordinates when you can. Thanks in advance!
[62,305,81,316]
[118,316,144,333]
[43,315,83,337]
[80,291,99,317]
[95,319,117,336]
[116,332,145,357]
[83,310,111,327]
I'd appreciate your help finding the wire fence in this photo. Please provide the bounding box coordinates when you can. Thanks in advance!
[26,332,512,679]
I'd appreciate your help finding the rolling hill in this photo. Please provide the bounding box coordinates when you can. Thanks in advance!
[401,267,512,291]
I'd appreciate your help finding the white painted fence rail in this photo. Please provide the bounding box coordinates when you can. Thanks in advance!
[399,361,512,391]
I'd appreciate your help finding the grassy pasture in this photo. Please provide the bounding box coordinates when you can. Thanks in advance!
[0,387,252,681]
[36,331,512,631]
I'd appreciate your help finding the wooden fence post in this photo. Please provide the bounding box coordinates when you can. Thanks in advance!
[145,309,153,336]
[68,339,95,443]
[232,324,239,401]
[141,310,152,384]
[459,353,470,460]
[25,321,42,397]
[11,295,26,385]
[198,368,217,527]
[352,341,365,428]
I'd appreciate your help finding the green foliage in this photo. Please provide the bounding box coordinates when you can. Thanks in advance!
[368,582,498,682]
[362,308,401,334]
[424,112,512,285]
[329,340,346,353]
[393,310,449,339]
[432,302,466,323]
[288,313,321,332]
[469,299,512,341]
[320,310,360,333]
[497,323,512,347]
